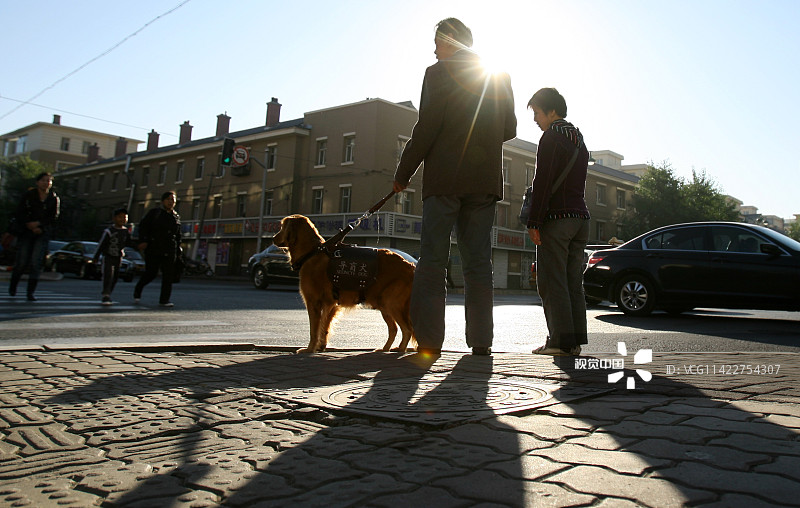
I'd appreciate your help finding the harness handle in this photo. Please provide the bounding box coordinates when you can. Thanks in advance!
[321,190,396,253]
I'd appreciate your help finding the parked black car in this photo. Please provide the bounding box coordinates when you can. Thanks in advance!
[46,241,100,279]
[583,222,800,316]
[117,248,146,282]
[249,244,297,289]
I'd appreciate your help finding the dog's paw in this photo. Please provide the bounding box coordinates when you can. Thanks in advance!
[295,347,315,354]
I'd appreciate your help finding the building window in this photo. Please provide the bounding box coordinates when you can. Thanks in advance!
[312,188,324,214]
[81,141,91,154]
[525,164,535,185]
[496,203,509,228]
[339,185,352,213]
[176,160,184,183]
[212,196,223,219]
[263,191,274,216]
[616,189,626,210]
[126,169,134,189]
[111,172,119,191]
[97,174,104,193]
[266,145,277,170]
[397,137,409,164]
[16,135,27,153]
[158,163,167,185]
[84,176,91,195]
[397,191,414,214]
[192,198,201,220]
[596,184,607,206]
[596,221,606,242]
[343,134,355,163]
[60,137,70,151]
[236,193,247,217]
[141,166,149,187]
[316,138,327,167]
[195,158,205,180]
[503,157,511,184]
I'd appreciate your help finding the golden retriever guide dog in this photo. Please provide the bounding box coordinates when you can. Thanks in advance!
[273,215,416,353]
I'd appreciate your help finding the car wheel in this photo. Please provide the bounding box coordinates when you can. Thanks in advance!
[616,275,656,316]
[78,264,88,279]
[252,266,269,289]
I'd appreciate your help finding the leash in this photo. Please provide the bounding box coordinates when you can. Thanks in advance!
[292,191,396,270]
[321,190,395,253]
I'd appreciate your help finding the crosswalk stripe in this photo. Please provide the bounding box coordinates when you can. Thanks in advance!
[1,320,229,331]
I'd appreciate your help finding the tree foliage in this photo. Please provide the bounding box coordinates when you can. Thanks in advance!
[1,156,97,240]
[786,222,800,242]
[0,156,50,230]
[621,162,740,239]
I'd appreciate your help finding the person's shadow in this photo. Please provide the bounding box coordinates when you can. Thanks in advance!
[38,350,800,506]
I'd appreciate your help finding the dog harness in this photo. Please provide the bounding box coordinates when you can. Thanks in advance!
[291,243,380,304]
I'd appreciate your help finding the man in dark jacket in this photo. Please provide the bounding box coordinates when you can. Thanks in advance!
[133,191,181,307]
[8,172,59,301]
[393,18,517,356]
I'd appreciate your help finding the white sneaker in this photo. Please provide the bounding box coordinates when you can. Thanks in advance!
[134,297,140,304]
[159,302,174,308]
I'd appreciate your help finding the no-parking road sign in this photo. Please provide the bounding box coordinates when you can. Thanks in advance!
[232,145,249,166]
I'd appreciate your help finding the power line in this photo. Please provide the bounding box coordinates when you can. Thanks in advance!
[0,95,176,138]
[0,0,193,122]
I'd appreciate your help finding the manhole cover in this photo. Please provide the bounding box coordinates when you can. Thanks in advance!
[267,375,610,425]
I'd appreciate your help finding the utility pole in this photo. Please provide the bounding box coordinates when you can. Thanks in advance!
[254,151,269,253]
[192,139,234,259]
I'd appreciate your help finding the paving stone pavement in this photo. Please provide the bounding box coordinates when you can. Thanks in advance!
[0,346,798,507]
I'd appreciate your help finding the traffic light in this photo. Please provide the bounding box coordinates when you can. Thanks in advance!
[221,138,235,166]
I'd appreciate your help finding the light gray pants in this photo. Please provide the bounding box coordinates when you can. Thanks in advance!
[536,218,590,349]
[410,194,496,349]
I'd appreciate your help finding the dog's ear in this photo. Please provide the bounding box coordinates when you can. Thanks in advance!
[285,218,296,245]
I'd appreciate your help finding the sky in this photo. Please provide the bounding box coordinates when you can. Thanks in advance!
[1,0,798,219]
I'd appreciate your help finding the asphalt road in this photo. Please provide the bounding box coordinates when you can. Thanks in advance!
[1,275,798,357]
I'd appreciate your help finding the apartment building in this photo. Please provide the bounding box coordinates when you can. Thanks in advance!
[1,115,141,171]
[55,97,638,289]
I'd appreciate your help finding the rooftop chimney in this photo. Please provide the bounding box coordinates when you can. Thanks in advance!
[147,129,159,151]
[87,143,100,163]
[216,113,231,137]
[266,97,281,127]
[115,137,128,157]
[53,114,61,125]
[179,121,193,145]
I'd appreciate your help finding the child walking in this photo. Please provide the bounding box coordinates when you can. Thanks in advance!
[93,208,135,305]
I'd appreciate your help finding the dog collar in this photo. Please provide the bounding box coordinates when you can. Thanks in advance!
[291,245,325,271]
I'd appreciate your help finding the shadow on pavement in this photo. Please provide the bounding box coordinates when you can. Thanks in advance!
[36,350,800,506]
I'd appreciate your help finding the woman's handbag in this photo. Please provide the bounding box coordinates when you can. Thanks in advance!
[518,142,582,226]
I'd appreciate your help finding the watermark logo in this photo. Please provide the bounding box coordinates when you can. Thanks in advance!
[574,342,653,389]
[608,342,652,389]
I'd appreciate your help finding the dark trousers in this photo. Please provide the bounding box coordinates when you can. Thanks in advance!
[101,256,122,296]
[536,218,590,348]
[410,194,497,349]
[134,251,176,304]
[9,232,48,296]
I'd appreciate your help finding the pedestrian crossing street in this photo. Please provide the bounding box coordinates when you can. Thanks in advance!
[0,289,282,347]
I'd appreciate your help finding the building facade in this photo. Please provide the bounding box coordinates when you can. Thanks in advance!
[1,115,141,171]
[54,97,639,289]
